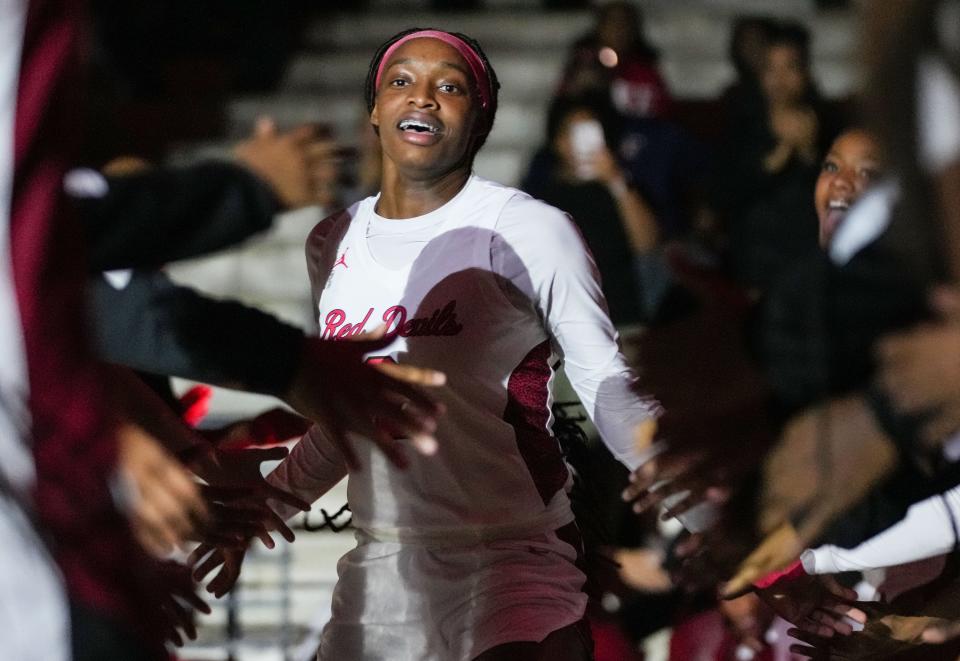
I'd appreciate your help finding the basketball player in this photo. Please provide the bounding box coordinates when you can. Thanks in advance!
[195,28,661,660]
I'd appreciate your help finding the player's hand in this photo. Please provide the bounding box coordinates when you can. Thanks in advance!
[720,593,774,654]
[283,331,446,470]
[198,487,296,549]
[622,445,733,520]
[234,118,334,209]
[185,444,307,548]
[624,247,771,523]
[747,560,866,639]
[157,560,211,646]
[721,521,804,600]
[877,284,960,445]
[189,543,247,599]
[116,423,207,557]
[922,618,960,644]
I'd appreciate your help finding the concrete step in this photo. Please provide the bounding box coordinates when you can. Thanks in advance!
[304,4,825,53]
[280,49,568,99]
[304,10,594,51]
[291,8,856,100]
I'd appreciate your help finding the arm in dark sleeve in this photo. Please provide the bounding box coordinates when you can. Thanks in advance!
[79,161,281,272]
[89,270,303,397]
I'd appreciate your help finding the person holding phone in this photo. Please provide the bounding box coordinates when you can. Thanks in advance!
[523,95,659,323]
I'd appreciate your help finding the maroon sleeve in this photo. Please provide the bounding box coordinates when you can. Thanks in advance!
[11,0,164,654]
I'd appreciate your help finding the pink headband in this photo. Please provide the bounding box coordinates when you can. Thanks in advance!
[374,30,492,111]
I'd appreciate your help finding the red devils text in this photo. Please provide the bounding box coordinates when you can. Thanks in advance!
[321,301,463,340]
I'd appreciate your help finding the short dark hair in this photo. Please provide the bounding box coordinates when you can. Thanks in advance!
[545,93,621,149]
[768,20,812,69]
[363,28,501,156]
[729,15,777,76]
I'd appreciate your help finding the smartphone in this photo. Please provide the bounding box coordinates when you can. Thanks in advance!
[569,119,605,180]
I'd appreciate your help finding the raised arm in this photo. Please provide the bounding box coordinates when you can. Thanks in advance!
[493,196,661,470]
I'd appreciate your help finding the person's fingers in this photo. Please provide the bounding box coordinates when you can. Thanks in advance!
[786,627,832,657]
[630,487,669,514]
[922,619,960,644]
[137,492,187,552]
[204,509,258,538]
[822,576,859,603]
[722,564,770,601]
[187,543,215,568]
[372,423,409,469]
[371,394,440,458]
[166,595,197,640]
[706,485,732,504]
[810,609,851,636]
[254,116,276,138]
[201,484,255,502]
[174,584,211,615]
[408,433,439,457]
[211,499,276,520]
[675,532,704,559]
[132,519,172,558]
[166,619,184,647]
[305,140,339,161]
[621,477,646,503]
[788,644,821,660]
[147,481,201,545]
[661,491,709,521]
[375,360,447,387]
[209,564,240,598]
[376,388,440,431]
[287,123,320,145]
[351,323,389,345]
[254,527,276,549]
[262,484,311,512]
[377,376,446,420]
[205,517,260,544]
[931,285,960,320]
[798,615,837,639]
[842,606,867,625]
[266,509,296,543]
[160,462,208,526]
[193,548,225,582]
[720,581,757,601]
[651,450,708,483]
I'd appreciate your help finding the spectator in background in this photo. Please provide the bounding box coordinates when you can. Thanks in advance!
[557,1,672,120]
[721,16,777,131]
[522,95,658,325]
[713,21,839,294]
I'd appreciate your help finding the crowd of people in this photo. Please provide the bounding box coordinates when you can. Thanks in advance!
[5,1,960,660]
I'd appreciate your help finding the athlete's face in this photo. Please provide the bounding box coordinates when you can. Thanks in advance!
[814,129,882,247]
[371,38,481,178]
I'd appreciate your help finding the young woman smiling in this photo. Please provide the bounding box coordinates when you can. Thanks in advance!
[196,28,661,661]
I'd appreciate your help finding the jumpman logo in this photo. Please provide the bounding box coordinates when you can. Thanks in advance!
[334,249,349,270]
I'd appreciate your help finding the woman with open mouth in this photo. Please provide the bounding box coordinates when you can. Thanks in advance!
[814,128,884,247]
[195,27,662,661]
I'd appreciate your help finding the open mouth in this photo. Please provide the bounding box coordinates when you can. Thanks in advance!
[824,199,851,234]
[398,118,442,135]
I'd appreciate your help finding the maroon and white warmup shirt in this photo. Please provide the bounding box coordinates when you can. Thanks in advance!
[268,175,659,659]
